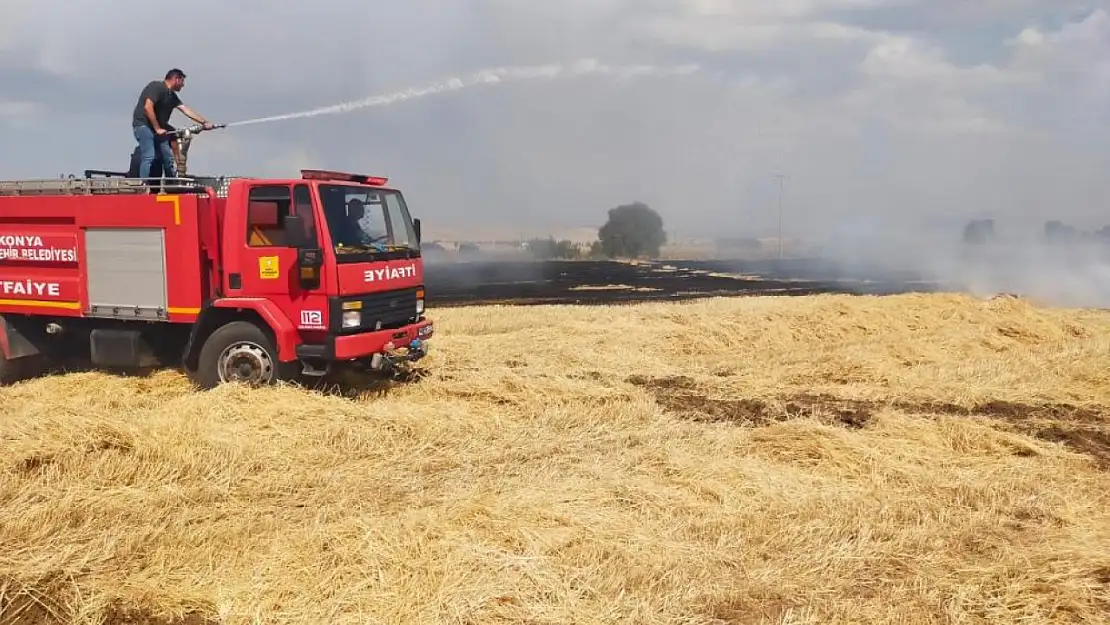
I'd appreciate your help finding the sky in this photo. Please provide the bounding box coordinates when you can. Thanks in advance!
[1,0,1108,244]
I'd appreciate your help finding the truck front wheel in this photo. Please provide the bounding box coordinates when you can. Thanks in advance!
[192,321,299,390]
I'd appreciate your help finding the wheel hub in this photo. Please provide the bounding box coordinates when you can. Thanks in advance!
[217,341,273,385]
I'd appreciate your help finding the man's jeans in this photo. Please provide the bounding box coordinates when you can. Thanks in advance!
[133,125,177,178]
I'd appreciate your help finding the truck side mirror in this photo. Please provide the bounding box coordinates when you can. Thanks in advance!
[413,218,422,244]
[296,248,323,290]
[283,214,322,289]
[298,248,323,268]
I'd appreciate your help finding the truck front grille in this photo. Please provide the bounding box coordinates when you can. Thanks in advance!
[332,287,419,334]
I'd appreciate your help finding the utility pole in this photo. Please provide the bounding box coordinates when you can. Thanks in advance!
[774,172,786,260]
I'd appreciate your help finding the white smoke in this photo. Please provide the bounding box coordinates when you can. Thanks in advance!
[809,220,1110,309]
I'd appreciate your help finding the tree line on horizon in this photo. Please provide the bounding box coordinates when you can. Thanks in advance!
[526,201,667,260]
[962,219,1110,245]
[529,211,1110,260]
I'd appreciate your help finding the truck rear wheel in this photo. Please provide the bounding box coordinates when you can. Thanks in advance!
[192,321,299,390]
[0,317,49,385]
[0,353,45,386]
[0,317,22,385]
[0,351,15,385]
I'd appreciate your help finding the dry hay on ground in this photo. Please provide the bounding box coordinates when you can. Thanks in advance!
[2,292,1110,625]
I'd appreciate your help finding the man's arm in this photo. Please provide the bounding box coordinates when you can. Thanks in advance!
[143,99,166,134]
[177,104,214,129]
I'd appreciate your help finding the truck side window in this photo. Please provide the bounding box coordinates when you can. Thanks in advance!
[292,184,318,246]
[246,185,292,247]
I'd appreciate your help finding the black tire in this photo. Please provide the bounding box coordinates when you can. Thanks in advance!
[0,353,46,385]
[0,316,49,385]
[0,351,16,385]
[191,321,300,390]
[0,316,17,385]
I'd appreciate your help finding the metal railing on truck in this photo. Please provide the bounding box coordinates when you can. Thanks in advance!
[0,174,232,198]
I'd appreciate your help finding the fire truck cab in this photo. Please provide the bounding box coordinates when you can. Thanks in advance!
[0,166,433,389]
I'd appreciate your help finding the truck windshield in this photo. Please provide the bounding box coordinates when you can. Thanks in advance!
[318,183,418,258]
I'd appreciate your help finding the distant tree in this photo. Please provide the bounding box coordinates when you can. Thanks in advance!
[715,236,762,250]
[525,237,554,258]
[597,202,666,259]
[526,237,581,260]
[962,219,995,245]
[555,239,581,259]
[1044,220,1076,243]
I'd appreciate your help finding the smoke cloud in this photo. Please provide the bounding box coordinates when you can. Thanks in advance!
[808,221,1110,309]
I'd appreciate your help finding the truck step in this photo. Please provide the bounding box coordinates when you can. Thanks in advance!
[300,360,330,377]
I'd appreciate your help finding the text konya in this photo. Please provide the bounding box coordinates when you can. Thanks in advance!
[0,279,61,297]
[364,264,417,282]
[0,235,77,262]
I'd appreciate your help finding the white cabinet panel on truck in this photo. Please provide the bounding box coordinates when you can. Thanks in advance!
[84,228,169,321]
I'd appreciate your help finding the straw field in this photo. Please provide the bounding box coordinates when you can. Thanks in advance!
[2,292,1109,624]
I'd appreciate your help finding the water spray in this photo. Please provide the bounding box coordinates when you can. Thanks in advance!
[166,59,697,176]
[222,58,700,129]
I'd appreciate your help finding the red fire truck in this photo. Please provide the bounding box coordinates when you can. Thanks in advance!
[0,125,432,388]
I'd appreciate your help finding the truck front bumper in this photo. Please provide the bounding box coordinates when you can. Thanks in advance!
[295,319,434,366]
[334,318,434,361]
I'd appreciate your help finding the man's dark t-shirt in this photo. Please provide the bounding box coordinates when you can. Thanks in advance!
[132,80,182,130]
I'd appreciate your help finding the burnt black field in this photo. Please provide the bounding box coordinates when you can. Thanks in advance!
[422,258,949,307]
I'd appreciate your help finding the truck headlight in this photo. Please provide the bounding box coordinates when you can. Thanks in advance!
[416,288,425,315]
[342,310,361,328]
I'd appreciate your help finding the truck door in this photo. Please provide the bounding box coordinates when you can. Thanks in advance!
[240,183,331,334]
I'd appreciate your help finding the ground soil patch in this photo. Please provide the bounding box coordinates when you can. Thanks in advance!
[423,258,940,307]
[1,581,215,625]
[627,375,1110,467]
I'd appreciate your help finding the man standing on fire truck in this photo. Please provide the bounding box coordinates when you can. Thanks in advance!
[131,68,215,179]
